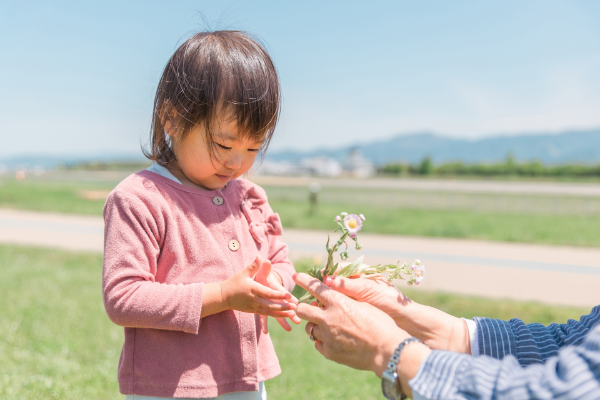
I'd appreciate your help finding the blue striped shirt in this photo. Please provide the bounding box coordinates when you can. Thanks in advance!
[410,305,600,399]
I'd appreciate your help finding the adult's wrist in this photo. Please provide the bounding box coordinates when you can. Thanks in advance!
[396,342,431,399]
[391,302,470,353]
[373,328,409,378]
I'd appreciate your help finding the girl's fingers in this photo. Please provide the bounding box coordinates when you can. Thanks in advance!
[290,312,302,324]
[244,256,263,277]
[269,279,299,304]
[256,297,297,311]
[252,282,292,301]
[257,307,297,319]
[260,315,269,334]
[276,317,292,332]
[255,259,272,282]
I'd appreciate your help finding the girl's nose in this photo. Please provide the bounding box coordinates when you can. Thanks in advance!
[224,154,243,170]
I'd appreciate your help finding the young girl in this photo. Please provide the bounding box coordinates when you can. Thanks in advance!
[102,31,301,399]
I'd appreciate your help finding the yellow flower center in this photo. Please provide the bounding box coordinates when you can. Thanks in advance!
[416,271,422,277]
[348,219,358,229]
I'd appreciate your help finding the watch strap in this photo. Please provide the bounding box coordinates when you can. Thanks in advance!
[381,337,426,400]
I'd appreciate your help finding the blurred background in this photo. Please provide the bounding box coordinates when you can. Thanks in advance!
[1,1,600,399]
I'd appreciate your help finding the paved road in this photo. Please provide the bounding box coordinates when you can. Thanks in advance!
[1,208,599,308]
[252,176,600,197]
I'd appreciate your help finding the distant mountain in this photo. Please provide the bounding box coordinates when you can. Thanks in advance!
[0,152,147,169]
[267,130,600,165]
[3,130,600,170]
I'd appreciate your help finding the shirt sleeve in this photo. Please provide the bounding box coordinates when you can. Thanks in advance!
[261,196,296,293]
[267,220,296,293]
[409,327,600,400]
[102,191,203,334]
[475,305,600,366]
[462,318,480,356]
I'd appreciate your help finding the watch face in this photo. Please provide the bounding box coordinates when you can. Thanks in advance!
[382,370,399,400]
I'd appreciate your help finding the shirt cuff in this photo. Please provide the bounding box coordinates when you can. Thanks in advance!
[462,317,479,356]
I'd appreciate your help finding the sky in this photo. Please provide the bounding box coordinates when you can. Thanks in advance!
[1,0,600,158]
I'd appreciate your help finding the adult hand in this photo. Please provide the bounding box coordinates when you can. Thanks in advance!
[324,274,408,318]
[254,259,301,333]
[294,273,432,398]
[294,273,408,375]
[325,275,471,354]
[220,256,297,319]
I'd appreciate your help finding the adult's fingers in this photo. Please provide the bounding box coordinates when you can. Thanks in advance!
[325,276,368,296]
[293,273,332,307]
[304,321,316,336]
[314,339,326,357]
[296,302,325,324]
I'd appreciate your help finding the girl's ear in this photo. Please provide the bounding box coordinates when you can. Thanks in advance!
[160,102,178,138]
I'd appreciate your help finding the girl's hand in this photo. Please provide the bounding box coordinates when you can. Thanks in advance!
[254,259,301,333]
[220,256,297,319]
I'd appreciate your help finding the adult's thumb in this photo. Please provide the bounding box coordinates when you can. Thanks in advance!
[324,276,362,297]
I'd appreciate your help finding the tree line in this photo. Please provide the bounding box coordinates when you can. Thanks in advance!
[380,156,600,178]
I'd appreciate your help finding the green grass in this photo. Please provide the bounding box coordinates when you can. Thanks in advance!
[2,178,600,247]
[0,179,113,215]
[0,247,591,399]
[272,200,600,247]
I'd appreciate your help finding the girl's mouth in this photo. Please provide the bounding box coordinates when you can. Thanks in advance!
[215,174,233,182]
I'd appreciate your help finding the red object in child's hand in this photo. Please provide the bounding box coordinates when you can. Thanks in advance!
[254,258,301,333]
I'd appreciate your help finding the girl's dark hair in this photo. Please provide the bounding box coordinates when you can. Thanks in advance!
[144,30,281,165]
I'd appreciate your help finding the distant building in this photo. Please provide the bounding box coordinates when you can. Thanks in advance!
[343,148,376,178]
[300,156,343,177]
[254,160,302,176]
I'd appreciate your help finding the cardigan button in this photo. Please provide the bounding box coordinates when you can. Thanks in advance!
[228,239,240,251]
[212,196,224,206]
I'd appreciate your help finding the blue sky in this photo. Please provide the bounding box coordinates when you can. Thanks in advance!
[1,0,600,158]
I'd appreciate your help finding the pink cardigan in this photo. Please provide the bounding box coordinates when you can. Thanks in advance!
[102,170,296,398]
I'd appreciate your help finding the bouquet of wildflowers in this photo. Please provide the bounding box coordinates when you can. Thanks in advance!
[299,212,425,304]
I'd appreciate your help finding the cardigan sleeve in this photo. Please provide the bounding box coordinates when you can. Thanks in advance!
[474,305,600,366]
[264,203,296,294]
[102,191,203,334]
[409,327,600,400]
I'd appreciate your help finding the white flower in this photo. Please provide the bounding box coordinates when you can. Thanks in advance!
[334,215,341,222]
[343,214,363,235]
[413,265,425,284]
[359,214,366,221]
[340,212,348,217]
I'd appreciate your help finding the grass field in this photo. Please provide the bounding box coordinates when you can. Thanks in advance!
[2,178,600,247]
[0,245,591,399]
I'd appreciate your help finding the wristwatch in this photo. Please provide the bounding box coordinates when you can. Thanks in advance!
[381,337,425,400]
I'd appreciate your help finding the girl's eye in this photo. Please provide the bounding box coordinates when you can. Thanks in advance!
[248,148,260,152]
[215,143,231,150]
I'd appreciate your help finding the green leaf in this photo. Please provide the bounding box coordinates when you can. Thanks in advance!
[330,262,339,276]
[338,255,365,277]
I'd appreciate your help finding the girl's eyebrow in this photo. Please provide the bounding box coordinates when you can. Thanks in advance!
[219,133,264,145]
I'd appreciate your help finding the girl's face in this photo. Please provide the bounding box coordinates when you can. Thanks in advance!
[169,119,263,190]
